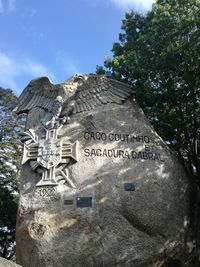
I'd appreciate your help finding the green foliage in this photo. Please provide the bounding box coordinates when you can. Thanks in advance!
[0,88,24,259]
[101,0,200,184]
[96,65,106,75]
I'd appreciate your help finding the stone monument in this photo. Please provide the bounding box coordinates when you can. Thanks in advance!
[15,74,190,267]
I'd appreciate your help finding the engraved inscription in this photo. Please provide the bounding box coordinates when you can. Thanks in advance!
[35,187,56,197]
[83,131,165,162]
[84,131,150,143]
[76,197,92,208]
[124,183,135,191]
[84,148,164,161]
[64,199,74,205]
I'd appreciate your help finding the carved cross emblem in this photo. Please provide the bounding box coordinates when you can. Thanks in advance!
[22,126,78,188]
[37,131,62,170]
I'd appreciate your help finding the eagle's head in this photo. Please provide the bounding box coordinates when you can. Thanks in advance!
[67,74,87,85]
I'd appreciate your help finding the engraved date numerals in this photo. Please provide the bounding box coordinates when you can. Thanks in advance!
[35,187,56,198]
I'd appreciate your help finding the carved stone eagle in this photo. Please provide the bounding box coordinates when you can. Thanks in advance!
[14,74,134,127]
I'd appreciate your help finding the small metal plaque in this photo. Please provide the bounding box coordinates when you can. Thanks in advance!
[64,199,73,205]
[124,182,135,191]
[76,197,92,208]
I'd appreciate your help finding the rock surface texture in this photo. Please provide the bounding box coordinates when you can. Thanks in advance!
[0,257,22,267]
[15,75,190,267]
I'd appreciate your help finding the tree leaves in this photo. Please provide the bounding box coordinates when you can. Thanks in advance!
[101,0,200,184]
[0,87,24,259]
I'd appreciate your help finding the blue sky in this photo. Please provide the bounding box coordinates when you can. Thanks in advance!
[0,0,154,95]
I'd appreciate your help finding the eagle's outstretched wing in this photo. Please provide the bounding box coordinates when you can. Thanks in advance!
[13,77,59,114]
[72,75,134,114]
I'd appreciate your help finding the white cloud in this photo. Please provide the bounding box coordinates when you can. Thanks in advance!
[0,52,55,93]
[85,0,155,12]
[110,0,155,12]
